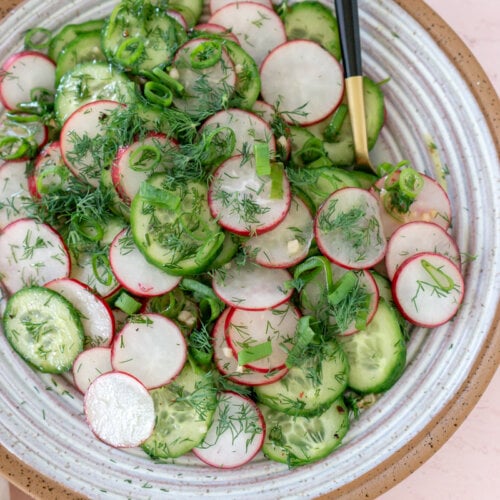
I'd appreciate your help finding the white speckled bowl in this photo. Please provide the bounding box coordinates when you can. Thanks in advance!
[0,1,499,498]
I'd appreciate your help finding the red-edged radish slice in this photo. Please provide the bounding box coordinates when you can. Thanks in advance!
[315,187,387,269]
[72,346,113,394]
[385,221,461,280]
[244,195,313,268]
[208,154,291,236]
[392,252,465,327]
[168,9,188,30]
[226,303,299,373]
[60,100,124,187]
[0,51,56,110]
[0,160,32,229]
[0,218,70,293]
[193,391,265,468]
[45,277,115,348]
[172,38,237,116]
[372,172,452,238]
[200,108,276,156]
[260,40,344,126]
[84,371,155,448]
[111,313,187,389]
[209,0,272,15]
[209,2,286,67]
[212,308,288,385]
[109,228,181,297]
[212,260,293,310]
[193,23,240,44]
[29,141,73,198]
[111,133,177,205]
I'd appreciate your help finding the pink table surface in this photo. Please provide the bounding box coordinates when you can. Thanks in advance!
[5,0,500,499]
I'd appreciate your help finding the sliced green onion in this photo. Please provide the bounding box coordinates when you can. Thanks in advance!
[254,141,271,176]
[138,182,181,210]
[129,144,161,172]
[35,165,69,194]
[270,162,284,199]
[151,67,185,95]
[115,291,142,315]
[328,271,358,305]
[5,112,40,123]
[91,253,114,286]
[286,316,316,368]
[148,289,185,318]
[0,136,34,160]
[323,103,348,142]
[297,136,325,164]
[238,341,272,366]
[293,255,334,294]
[305,156,333,169]
[398,167,424,199]
[116,37,144,66]
[190,40,222,69]
[200,126,235,166]
[24,27,52,50]
[74,216,105,242]
[421,259,455,292]
[144,81,173,108]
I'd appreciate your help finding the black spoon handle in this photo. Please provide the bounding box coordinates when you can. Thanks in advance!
[334,0,362,77]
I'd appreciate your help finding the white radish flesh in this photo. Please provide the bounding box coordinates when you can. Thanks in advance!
[392,252,465,327]
[45,277,115,348]
[385,221,461,280]
[109,228,181,297]
[212,308,288,385]
[111,313,187,389]
[0,160,32,229]
[226,302,299,372]
[0,51,56,110]
[0,218,70,293]
[60,100,124,187]
[212,259,293,310]
[209,0,272,15]
[72,346,113,394]
[84,371,155,448]
[193,23,240,44]
[193,391,265,468]
[244,195,313,268]
[260,40,344,126]
[315,187,387,269]
[208,154,291,236]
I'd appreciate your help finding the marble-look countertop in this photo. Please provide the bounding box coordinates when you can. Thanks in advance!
[3,0,499,498]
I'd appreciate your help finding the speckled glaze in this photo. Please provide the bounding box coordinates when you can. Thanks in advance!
[0,0,498,499]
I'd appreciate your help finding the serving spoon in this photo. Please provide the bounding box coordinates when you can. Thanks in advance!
[334,0,375,173]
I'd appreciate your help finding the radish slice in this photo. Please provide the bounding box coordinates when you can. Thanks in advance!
[212,309,288,385]
[0,160,32,229]
[372,172,452,238]
[244,195,313,268]
[208,154,291,236]
[209,0,272,15]
[45,277,115,348]
[109,228,181,297]
[226,303,299,373]
[392,252,465,327]
[213,260,293,310]
[111,313,187,389]
[193,391,265,468]
[60,100,124,187]
[385,221,461,280]
[315,187,387,269]
[208,2,286,67]
[84,371,155,448]
[260,40,344,126]
[167,9,188,30]
[0,113,48,153]
[111,133,177,205]
[29,141,73,198]
[200,108,276,156]
[193,23,240,44]
[72,346,113,394]
[0,218,70,293]
[0,51,56,110]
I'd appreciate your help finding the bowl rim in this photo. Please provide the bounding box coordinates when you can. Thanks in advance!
[0,0,498,498]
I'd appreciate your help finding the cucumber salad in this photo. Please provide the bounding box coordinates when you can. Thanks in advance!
[0,0,465,469]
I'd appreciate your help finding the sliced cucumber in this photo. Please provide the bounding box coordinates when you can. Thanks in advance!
[254,338,348,416]
[3,286,84,373]
[170,0,204,28]
[338,299,406,394]
[141,363,217,459]
[260,397,349,466]
[284,1,341,59]
[54,62,137,124]
[55,30,106,83]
